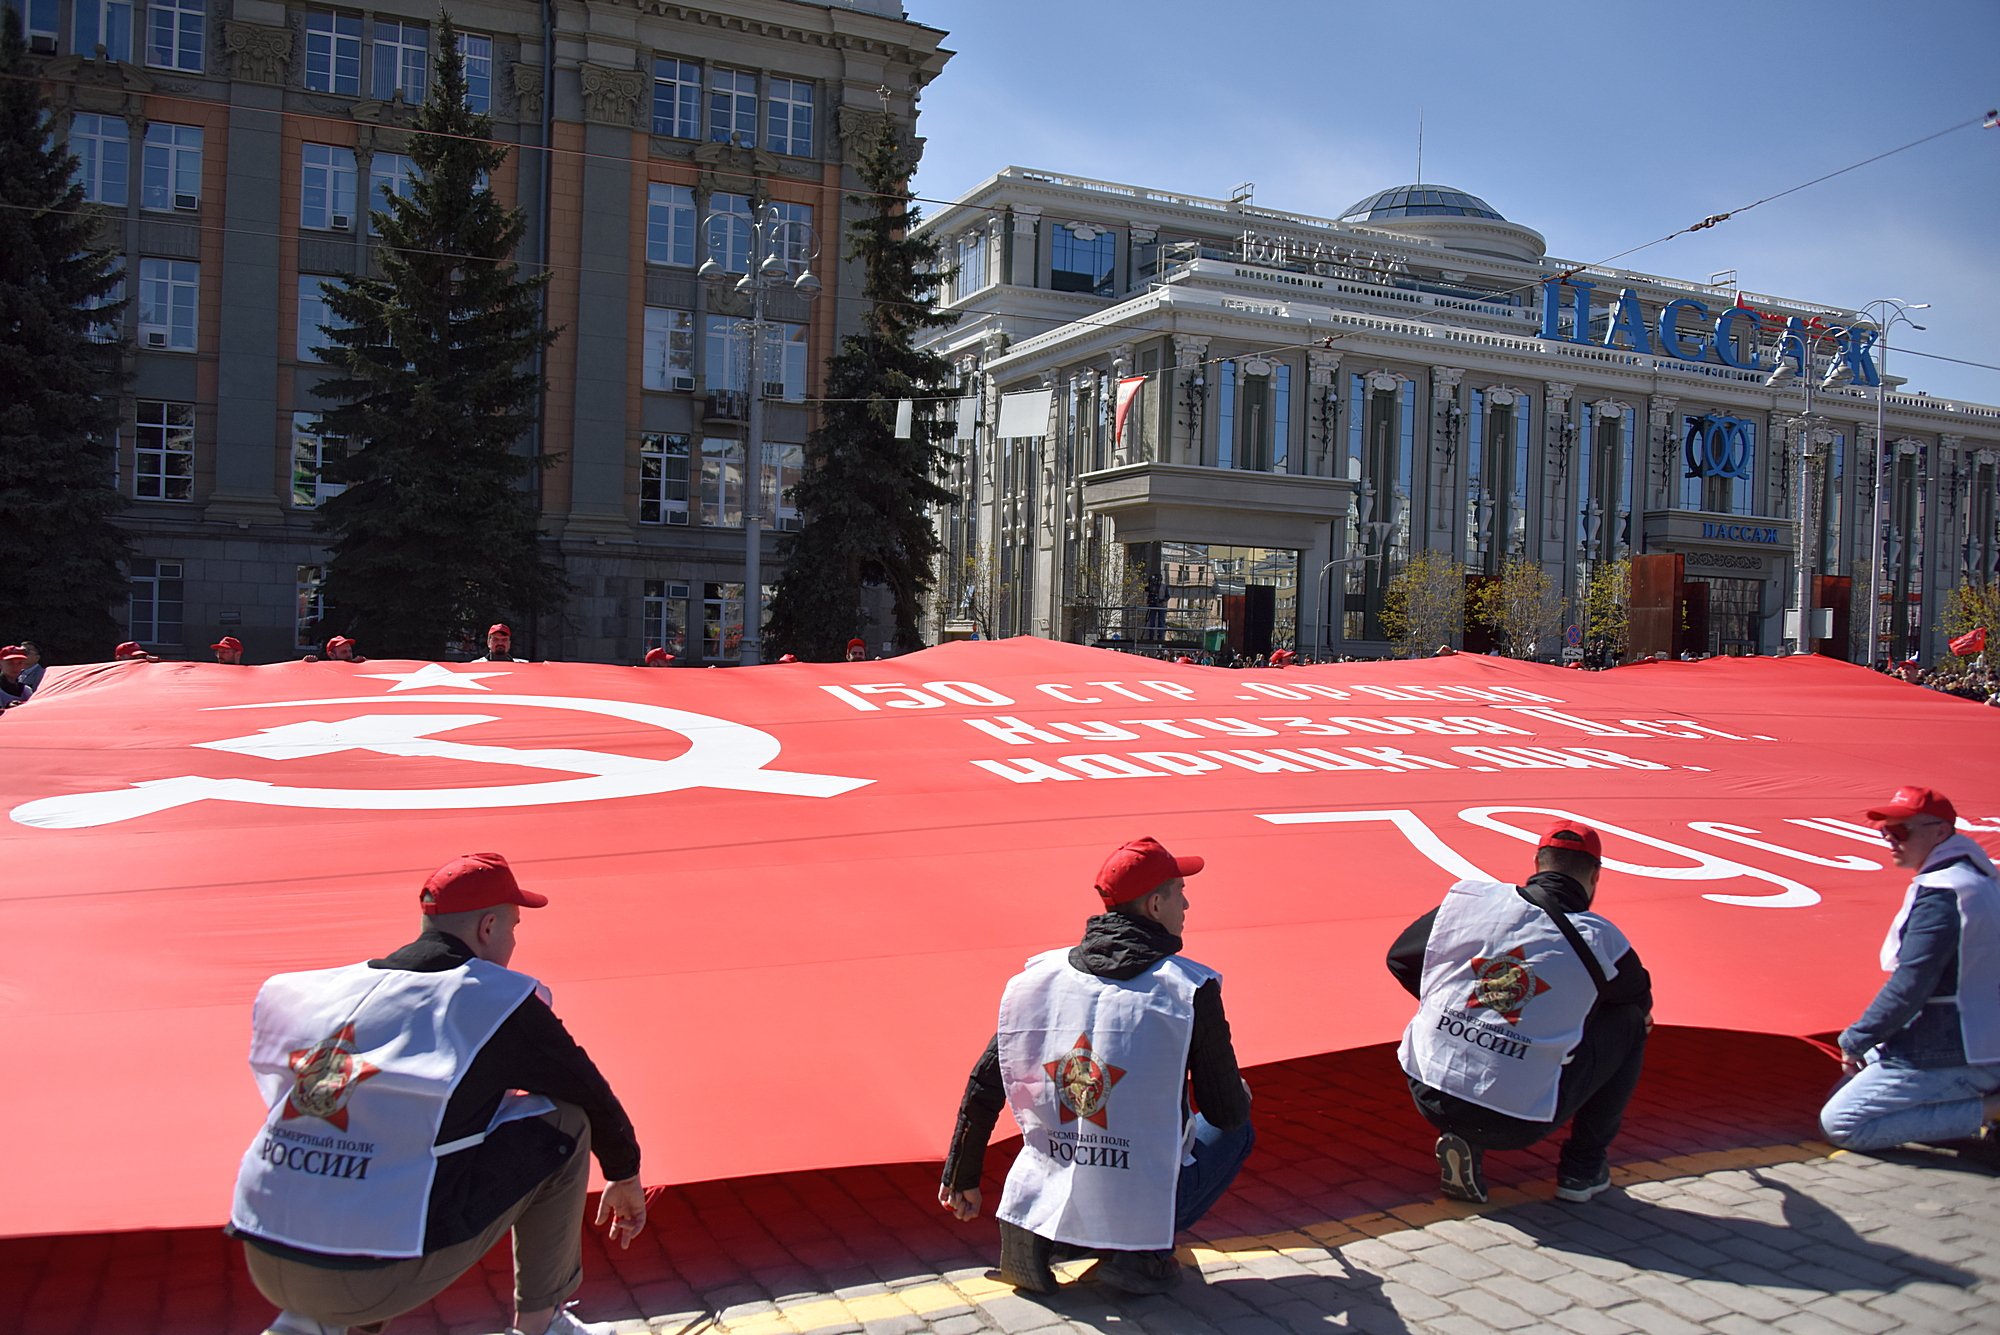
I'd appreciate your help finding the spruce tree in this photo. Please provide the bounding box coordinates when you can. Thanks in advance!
[314,14,561,659]
[0,10,132,661]
[764,120,956,659]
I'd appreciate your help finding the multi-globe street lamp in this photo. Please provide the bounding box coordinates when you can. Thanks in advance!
[1765,328,1853,654]
[1854,298,1930,667]
[698,203,819,664]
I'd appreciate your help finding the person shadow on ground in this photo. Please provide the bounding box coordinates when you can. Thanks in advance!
[1499,1166,1977,1296]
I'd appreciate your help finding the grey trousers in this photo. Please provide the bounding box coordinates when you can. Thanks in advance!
[244,1101,591,1328]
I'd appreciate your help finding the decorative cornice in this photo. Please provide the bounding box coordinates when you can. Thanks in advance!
[580,63,645,127]
[1172,335,1208,369]
[1431,367,1465,397]
[222,20,291,85]
[693,140,780,197]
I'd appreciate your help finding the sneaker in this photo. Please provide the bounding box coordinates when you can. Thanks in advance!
[266,1314,346,1335]
[995,1220,1057,1294]
[509,1303,619,1335]
[1435,1133,1487,1203]
[1094,1247,1182,1295]
[1556,1162,1613,1202]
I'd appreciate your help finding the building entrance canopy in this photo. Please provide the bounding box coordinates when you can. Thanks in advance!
[1,642,1995,1236]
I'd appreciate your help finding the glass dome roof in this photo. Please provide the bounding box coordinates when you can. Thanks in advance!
[1338,185,1506,222]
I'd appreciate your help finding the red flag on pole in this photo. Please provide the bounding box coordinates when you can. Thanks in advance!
[1112,374,1148,446]
[1949,626,1988,657]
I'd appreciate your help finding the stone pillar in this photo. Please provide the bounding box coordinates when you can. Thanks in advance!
[1307,347,1343,479]
[1005,206,1040,288]
[1171,335,1209,467]
[1646,395,1678,510]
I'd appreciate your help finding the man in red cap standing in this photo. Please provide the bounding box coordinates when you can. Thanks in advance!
[1387,821,1653,1205]
[213,636,245,665]
[474,623,525,663]
[1821,787,2000,1154]
[230,854,645,1335]
[1,645,34,710]
[939,837,1253,1295]
[642,647,675,667]
[844,637,867,662]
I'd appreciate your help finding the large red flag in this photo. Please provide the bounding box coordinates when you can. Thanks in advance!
[1112,374,1148,446]
[1,643,1996,1236]
[1949,626,1988,657]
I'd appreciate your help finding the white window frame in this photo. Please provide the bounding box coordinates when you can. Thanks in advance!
[651,56,699,138]
[128,557,185,645]
[71,112,129,207]
[642,579,689,657]
[290,412,347,507]
[370,17,427,103]
[141,121,202,211]
[769,200,812,278]
[707,191,752,274]
[642,306,695,392]
[83,275,126,344]
[134,399,195,501]
[295,565,327,650]
[763,441,803,532]
[300,142,356,230]
[304,10,361,95]
[702,581,743,660]
[765,76,813,157]
[21,0,58,46]
[137,257,197,351]
[645,182,695,268]
[700,437,743,528]
[764,321,808,401]
[705,67,756,146]
[295,274,349,362]
[367,151,415,233]
[460,31,492,114]
[639,432,690,525]
[72,0,134,62]
[145,0,201,71]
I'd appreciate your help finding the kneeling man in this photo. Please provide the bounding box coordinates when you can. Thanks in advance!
[1821,787,2000,1153]
[1388,821,1652,1204]
[230,854,646,1335]
[940,837,1254,1295]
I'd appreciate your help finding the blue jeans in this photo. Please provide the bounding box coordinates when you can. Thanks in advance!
[1820,1059,2000,1151]
[1173,1114,1255,1234]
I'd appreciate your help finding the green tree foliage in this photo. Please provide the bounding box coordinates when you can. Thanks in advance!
[1471,556,1566,659]
[1939,578,1997,671]
[1380,550,1466,659]
[1580,558,1632,667]
[764,119,956,659]
[0,11,131,660]
[312,15,561,659]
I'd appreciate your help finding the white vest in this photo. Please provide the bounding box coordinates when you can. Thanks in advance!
[1399,880,1629,1121]
[994,949,1216,1251]
[1881,833,2000,1065]
[230,959,553,1257]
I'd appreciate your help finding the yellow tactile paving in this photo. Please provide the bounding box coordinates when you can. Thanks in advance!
[712,1140,1833,1335]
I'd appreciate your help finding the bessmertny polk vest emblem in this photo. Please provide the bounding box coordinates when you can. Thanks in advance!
[283,1023,381,1130]
[1466,948,1551,1025]
[1044,1033,1125,1128]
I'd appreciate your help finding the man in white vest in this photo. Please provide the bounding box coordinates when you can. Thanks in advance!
[1821,786,2000,1154]
[229,853,647,1335]
[938,836,1254,1296]
[1388,821,1652,1205]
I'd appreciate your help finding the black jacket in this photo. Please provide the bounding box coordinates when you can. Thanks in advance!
[235,930,641,1264]
[1385,871,1653,1011]
[942,911,1249,1192]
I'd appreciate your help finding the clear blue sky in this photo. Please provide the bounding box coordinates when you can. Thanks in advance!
[906,0,1998,406]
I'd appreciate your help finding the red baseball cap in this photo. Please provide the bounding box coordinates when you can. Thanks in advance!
[114,641,144,658]
[488,624,511,638]
[778,653,798,663]
[1864,786,1957,826]
[1537,820,1603,862]
[847,638,866,650]
[419,853,548,915]
[211,635,242,652]
[644,647,674,665]
[325,636,354,651]
[1095,836,1204,907]
[1,645,26,663]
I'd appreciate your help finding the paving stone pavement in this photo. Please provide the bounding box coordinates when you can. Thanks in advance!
[2,1029,1995,1335]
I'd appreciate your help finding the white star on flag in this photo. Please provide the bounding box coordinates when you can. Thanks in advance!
[356,663,512,693]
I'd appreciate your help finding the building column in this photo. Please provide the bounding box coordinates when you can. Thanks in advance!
[1171,335,1209,467]
[1430,367,1465,556]
[1306,347,1342,479]
[1646,395,1678,511]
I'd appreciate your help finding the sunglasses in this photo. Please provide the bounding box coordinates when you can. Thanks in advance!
[1881,820,1941,843]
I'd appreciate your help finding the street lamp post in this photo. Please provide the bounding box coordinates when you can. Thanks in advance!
[699,203,819,664]
[1315,540,1385,656]
[1765,330,1853,654]
[1855,299,1929,667]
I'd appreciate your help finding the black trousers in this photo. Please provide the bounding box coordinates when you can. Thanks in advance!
[1408,1002,1648,1175]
